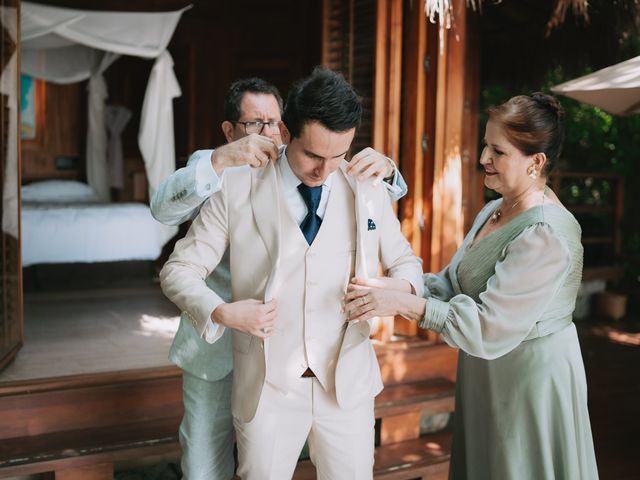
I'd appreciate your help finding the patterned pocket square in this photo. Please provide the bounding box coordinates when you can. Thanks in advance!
[368,219,376,231]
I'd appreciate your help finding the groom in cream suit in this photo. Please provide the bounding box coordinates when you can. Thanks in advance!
[161,68,423,479]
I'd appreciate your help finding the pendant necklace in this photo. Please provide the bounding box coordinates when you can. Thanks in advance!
[489,198,523,224]
[490,186,548,224]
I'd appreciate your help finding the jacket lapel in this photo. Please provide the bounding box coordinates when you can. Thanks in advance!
[339,163,369,279]
[250,159,282,302]
[338,163,373,341]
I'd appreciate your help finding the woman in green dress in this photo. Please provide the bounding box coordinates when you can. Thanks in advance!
[344,93,598,479]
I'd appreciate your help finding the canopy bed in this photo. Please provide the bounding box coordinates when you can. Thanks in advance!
[18,1,189,265]
[21,179,176,266]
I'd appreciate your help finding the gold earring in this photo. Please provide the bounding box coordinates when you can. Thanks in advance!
[527,165,538,180]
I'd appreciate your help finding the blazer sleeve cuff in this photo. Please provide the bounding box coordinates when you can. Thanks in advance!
[194,150,224,197]
[420,297,450,333]
[383,167,407,201]
[203,317,224,343]
[190,292,226,341]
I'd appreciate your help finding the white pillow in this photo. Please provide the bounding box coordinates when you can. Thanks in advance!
[21,180,98,203]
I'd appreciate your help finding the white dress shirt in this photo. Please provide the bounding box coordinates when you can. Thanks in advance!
[276,148,333,223]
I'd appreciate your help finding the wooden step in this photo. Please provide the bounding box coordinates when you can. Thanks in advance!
[376,377,455,418]
[376,377,455,445]
[293,431,453,480]
[0,339,454,477]
[0,417,181,477]
[0,367,183,478]
[374,337,458,386]
[0,367,183,441]
[0,339,453,442]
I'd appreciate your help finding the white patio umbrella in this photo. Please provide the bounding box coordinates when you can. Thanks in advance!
[551,55,640,116]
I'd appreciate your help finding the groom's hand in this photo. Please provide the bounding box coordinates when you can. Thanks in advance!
[211,298,278,338]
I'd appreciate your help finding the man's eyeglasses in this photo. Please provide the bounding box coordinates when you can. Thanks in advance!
[232,120,280,135]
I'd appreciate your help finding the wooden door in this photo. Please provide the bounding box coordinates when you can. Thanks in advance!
[0,0,23,372]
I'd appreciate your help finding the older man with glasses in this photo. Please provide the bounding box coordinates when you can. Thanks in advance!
[151,77,407,479]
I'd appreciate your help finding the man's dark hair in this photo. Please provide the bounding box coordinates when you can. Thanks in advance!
[224,78,283,121]
[282,67,362,139]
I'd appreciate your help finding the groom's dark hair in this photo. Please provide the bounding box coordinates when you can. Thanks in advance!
[282,67,362,139]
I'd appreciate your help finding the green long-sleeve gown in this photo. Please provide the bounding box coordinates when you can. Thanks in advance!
[420,199,598,480]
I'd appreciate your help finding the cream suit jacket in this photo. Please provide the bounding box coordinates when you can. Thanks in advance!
[161,155,423,422]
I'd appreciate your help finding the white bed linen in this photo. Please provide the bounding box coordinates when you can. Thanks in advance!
[22,201,177,266]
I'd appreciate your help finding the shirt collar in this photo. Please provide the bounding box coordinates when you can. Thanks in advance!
[278,146,334,192]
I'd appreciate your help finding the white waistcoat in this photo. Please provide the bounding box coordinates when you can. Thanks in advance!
[265,170,357,395]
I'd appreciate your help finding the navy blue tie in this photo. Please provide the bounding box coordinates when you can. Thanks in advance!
[297,183,323,245]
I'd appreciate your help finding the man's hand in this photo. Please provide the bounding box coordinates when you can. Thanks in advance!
[346,147,396,186]
[211,299,277,339]
[210,134,279,176]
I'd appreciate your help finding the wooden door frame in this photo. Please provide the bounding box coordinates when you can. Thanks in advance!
[0,0,24,373]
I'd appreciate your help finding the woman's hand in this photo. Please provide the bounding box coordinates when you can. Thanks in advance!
[343,277,426,322]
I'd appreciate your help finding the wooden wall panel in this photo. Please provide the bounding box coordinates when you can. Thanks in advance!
[169,0,322,164]
[21,82,85,181]
[321,0,377,156]
[20,0,322,177]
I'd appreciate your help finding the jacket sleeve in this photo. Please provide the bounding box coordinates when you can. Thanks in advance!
[383,168,408,201]
[150,150,223,226]
[377,188,424,297]
[159,183,230,343]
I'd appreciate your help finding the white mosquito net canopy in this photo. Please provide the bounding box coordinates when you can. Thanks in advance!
[20,1,189,201]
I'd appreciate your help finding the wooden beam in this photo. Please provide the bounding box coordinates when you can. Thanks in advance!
[461,11,483,233]
[399,0,426,255]
[372,0,403,161]
[430,0,468,273]
[396,0,428,337]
